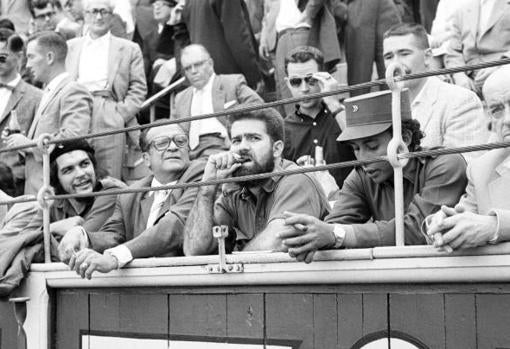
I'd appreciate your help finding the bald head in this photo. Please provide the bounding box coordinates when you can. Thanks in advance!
[483,65,510,103]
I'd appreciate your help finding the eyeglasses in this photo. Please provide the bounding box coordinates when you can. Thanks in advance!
[85,8,112,17]
[34,11,56,21]
[152,0,177,8]
[150,135,188,151]
[288,74,319,88]
[182,59,210,73]
[488,100,510,120]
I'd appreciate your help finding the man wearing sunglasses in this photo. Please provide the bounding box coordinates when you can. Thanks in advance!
[283,46,355,189]
[66,0,147,180]
[58,123,206,279]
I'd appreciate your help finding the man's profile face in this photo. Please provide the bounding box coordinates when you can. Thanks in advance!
[85,0,113,37]
[33,3,58,32]
[347,130,394,184]
[143,124,190,177]
[152,0,173,23]
[383,34,429,90]
[0,41,20,78]
[26,40,48,83]
[181,46,214,89]
[230,119,277,180]
[56,150,97,195]
[286,59,321,110]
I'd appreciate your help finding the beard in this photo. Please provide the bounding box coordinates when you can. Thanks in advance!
[233,150,275,187]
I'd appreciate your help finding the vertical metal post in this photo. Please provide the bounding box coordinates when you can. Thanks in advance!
[9,297,30,349]
[150,104,156,123]
[385,63,409,247]
[35,134,55,263]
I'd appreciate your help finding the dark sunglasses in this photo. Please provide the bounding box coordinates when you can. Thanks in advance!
[288,74,318,88]
[150,134,188,151]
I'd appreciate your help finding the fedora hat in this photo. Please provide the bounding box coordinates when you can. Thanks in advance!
[337,89,412,142]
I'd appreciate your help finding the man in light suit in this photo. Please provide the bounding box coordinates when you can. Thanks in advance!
[58,123,206,279]
[0,0,32,35]
[383,23,488,162]
[445,0,510,92]
[5,31,91,195]
[427,65,510,250]
[66,0,147,180]
[0,29,42,195]
[172,44,264,159]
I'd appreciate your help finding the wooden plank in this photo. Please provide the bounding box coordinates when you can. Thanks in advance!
[362,294,388,336]
[338,294,362,349]
[169,294,227,338]
[265,293,313,349]
[477,294,510,348]
[90,292,167,335]
[226,293,264,339]
[444,294,476,349]
[389,293,445,349]
[313,294,337,349]
[0,298,17,349]
[54,290,89,349]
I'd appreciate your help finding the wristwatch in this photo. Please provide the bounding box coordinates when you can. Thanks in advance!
[331,224,346,249]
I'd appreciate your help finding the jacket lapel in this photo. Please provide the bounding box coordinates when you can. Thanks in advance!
[107,37,123,90]
[480,0,508,38]
[0,82,24,125]
[67,40,83,80]
[413,77,438,131]
[212,75,225,112]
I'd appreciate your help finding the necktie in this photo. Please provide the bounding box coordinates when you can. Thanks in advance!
[0,83,14,91]
[146,189,170,228]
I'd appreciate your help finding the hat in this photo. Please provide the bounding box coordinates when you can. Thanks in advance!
[50,139,95,164]
[337,89,412,142]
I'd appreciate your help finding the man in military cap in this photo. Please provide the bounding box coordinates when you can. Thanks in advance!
[279,90,468,263]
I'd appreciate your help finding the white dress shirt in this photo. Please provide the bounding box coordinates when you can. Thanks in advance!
[275,0,312,33]
[189,74,229,149]
[77,32,110,92]
[0,74,20,117]
[105,177,176,268]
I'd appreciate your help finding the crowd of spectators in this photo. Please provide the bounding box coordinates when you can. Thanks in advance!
[0,0,508,288]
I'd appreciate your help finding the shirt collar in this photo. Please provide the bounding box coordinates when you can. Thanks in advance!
[411,77,433,106]
[84,31,111,45]
[294,102,328,121]
[45,72,69,92]
[148,176,177,197]
[3,74,21,88]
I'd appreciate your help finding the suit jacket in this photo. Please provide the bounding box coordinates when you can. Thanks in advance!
[172,74,264,135]
[182,0,262,88]
[0,0,31,35]
[411,76,488,161]
[87,158,206,257]
[344,0,401,95]
[458,148,510,241]
[0,80,42,182]
[24,76,92,194]
[260,0,342,66]
[445,0,510,68]
[66,34,148,128]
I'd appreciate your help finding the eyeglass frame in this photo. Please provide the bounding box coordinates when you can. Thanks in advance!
[287,74,319,88]
[182,58,211,73]
[150,134,188,151]
[152,0,177,8]
[487,98,510,120]
[85,8,113,17]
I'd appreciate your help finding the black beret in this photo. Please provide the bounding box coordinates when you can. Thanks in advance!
[50,139,94,164]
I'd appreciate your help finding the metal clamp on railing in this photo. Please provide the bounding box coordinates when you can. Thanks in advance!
[205,225,243,274]
[385,63,409,247]
[37,133,54,263]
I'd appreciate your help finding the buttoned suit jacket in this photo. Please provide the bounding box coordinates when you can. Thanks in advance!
[66,35,147,178]
[445,0,510,69]
[260,0,342,66]
[87,158,206,258]
[24,76,92,195]
[411,76,488,161]
[172,74,264,136]
[0,80,42,182]
[458,148,510,241]
[182,0,262,88]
